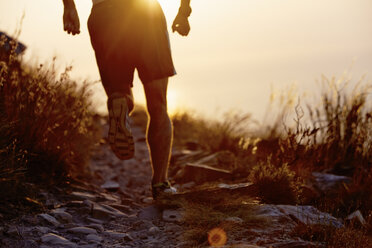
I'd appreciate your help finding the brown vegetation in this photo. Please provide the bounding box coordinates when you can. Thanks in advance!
[168,75,372,247]
[0,37,100,216]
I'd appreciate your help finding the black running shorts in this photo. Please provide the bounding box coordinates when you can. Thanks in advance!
[88,0,176,97]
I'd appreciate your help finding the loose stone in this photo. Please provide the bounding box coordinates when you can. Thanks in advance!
[38,214,60,227]
[86,233,103,243]
[41,233,77,248]
[67,226,98,235]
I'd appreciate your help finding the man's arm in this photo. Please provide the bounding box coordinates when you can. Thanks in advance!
[62,0,80,35]
[172,0,191,36]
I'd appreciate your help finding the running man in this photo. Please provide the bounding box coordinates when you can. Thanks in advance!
[62,0,191,199]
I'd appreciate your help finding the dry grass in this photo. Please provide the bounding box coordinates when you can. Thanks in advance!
[292,222,371,248]
[178,195,265,247]
[170,74,372,246]
[0,37,100,214]
[172,111,252,153]
[248,159,300,204]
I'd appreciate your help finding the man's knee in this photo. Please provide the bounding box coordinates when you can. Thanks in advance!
[147,101,168,120]
[144,78,169,117]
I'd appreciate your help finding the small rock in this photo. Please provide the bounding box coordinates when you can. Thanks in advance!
[99,192,121,202]
[71,237,80,243]
[38,214,60,227]
[138,205,162,220]
[101,180,120,191]
[24,240,38,247]
[162,209,183,222]
[33,226,51,235]
[41,233,77,248]
[181,181,196,189]
[66,201,84,208]
[70,191,97,201]
[86,217,104,224]
[108,204,132,214]
[225,216,244,224]
[104,230,132,241]
[87,223,104,233]
[91,203,128,220]
[51,209,73,223]
[123,233,134,242]
[346,210,367,226]
[6,226,20,236]
[312,172,351,193]
[148,226,160,234]
[86,233,103,243]
[83,199,95,208]
[142,197,153,204]
[21,215,38,225]
[67,227,98,235]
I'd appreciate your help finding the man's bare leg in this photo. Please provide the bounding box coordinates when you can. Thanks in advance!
[143,77,172,185]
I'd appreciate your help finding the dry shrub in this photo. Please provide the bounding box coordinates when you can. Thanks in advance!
[0,40,100,207]
[172,111,252,154]
[248,159,300,204]
[292,222,371,248]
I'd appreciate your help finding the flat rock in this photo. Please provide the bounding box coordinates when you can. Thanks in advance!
[225,216,244,224]
[312,172,351,193]
[41,233,77,248]
[346,210,367,226]
[104,230,133,241]
[70,191,97,201]
[67,227,98,235]
[38,214,60,227]
[277,205,343,228]
[101,180,120,191]
[33,226,51,235]
[51,209,73,223]
[175,182,254,203]
[87,223,104,233]
[177,163,233,183]
[91,203,128,220]
[148,226,160,234]
[6,226,20,236]
[86,233,103,243]
[255,205,343,228]
[108,204,132,214]
[162,209,183,223]
[138,205,162,220]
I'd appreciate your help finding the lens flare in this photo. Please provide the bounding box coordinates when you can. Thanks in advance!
[208,227,227,247]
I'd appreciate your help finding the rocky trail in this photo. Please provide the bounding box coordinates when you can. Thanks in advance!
[0,122,362,247]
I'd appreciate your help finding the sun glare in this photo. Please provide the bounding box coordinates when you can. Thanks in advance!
[167,88,180,115]
[157,0,180,15]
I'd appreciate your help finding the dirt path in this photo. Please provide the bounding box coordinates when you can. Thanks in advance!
[0,124,189,248]
[0,122,348,248]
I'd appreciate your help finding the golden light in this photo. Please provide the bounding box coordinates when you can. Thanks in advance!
[166,88,179,115]
[208,227,227,247]
[157,0,180,15]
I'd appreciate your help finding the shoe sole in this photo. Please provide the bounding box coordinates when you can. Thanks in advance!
[108,97,135,160]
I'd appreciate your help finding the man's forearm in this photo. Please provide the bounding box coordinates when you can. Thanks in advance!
[63,0,76,9]
[179,0,191,17]
[181,0,190,8]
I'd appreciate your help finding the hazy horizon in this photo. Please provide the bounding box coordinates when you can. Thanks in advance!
[1,0,371,121]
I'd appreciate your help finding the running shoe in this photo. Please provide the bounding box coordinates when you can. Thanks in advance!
[107,93,135,160]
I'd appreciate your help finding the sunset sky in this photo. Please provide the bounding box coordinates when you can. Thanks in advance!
[1,0,371,121]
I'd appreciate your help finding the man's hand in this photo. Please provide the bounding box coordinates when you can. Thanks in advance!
[172,14,190,36]
[63,3,80,35]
